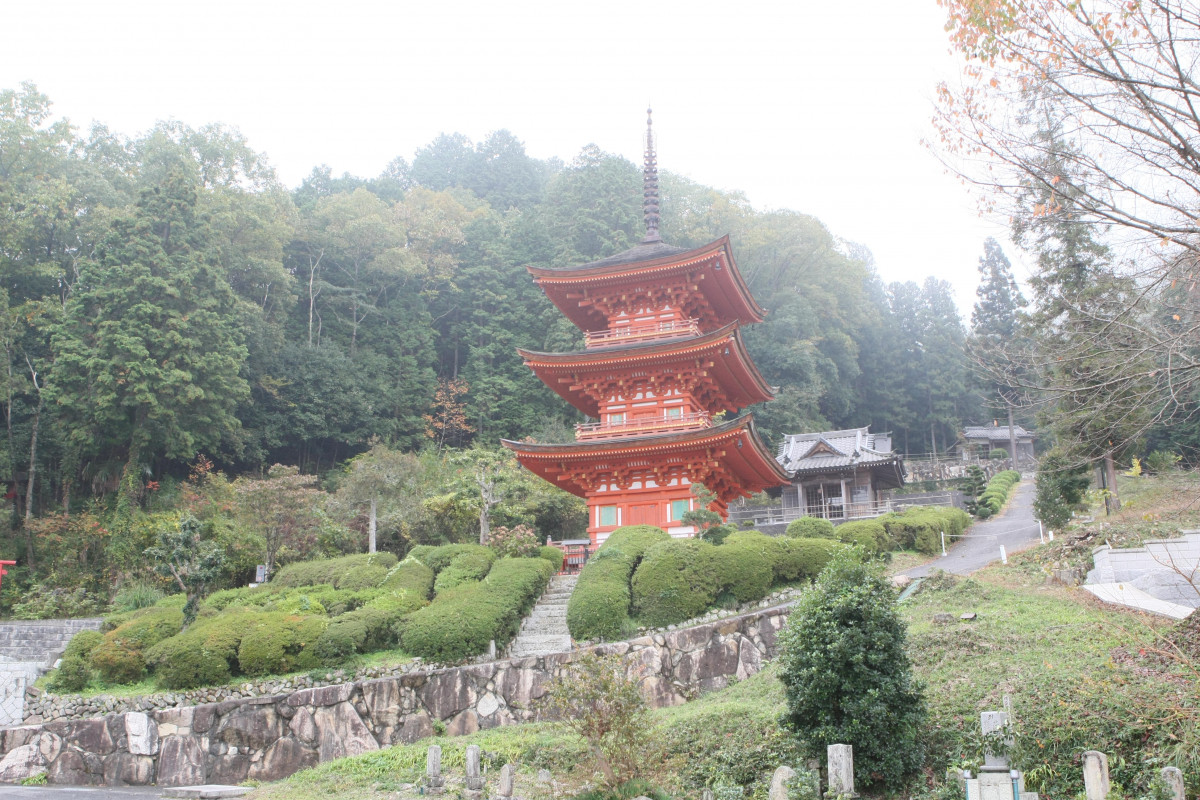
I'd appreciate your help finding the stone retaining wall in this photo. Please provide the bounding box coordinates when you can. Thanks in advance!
[0,604,788,786]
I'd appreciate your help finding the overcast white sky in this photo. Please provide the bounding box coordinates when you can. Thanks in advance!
[0,0,1023,313]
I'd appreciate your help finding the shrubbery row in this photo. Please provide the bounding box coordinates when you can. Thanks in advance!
[834,506,971,555]
[400,557,554,662]
[55,545,558,692]
[567,525,847,639]
[566,526,669,641]
[974,470,1021,518]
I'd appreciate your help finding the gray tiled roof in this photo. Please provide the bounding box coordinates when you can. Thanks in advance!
[962,425,1035,442]
[776,426,899,473]
[545,240,690,271]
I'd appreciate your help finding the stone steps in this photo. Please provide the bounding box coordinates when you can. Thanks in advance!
[506,574,578,658]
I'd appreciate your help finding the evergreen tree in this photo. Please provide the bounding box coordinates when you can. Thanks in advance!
[48,170,250,506]
[778,551,927,786]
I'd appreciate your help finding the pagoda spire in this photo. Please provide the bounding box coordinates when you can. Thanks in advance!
[641,107,662,243]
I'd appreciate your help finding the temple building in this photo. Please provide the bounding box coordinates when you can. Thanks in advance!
[502,111,789,548]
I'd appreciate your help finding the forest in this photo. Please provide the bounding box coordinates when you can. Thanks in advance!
[0,81,1094,610]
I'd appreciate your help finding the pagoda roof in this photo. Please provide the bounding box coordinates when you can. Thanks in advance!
[501,414,790,504]
[516,323,774,417]
[528,235,766,333]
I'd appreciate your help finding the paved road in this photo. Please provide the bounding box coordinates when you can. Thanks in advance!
[903,479,1042,578]
[0,788,161,799]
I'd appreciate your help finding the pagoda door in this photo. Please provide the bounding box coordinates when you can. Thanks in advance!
[628,503,659,526]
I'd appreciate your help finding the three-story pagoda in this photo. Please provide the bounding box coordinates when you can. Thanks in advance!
[502,111,789,547]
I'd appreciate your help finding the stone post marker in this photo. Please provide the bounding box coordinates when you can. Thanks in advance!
[828,744,858,798]
[1082,751,1110,800]
[768,766,796,800]
[426,745,445,795]
[980,711,1012,771]
[1161,767,1184,800]
[978,712,1018,800]
[465,744,484,799]
[497,763,516,800]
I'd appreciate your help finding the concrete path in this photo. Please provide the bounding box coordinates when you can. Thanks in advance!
[903,480,1042,578]
[0,787,161,799]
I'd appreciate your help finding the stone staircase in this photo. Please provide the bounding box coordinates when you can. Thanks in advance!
[506,574,577,658]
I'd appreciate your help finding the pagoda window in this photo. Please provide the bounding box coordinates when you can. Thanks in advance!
[598,505,618,527]
[668,499,690,522]
[664,406,683,420]
[609,412,625,425]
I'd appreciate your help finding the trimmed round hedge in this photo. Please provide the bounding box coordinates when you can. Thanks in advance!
[785,517,836,539]
[880,507,971,554]
[835,519,890,555]
[432,549,496,595]
[631,539,723,627]
[90,604,184,684]
[271,552,399,589]
[50,629,104,692]
[566,525,670,642]
[400,557,553,662]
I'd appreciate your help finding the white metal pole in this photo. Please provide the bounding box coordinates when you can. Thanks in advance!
[1000,544,1008,564]
[1039,521,1045,544]
[941,530,947,556]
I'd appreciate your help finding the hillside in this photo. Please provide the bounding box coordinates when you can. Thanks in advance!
[246,472,1200,800]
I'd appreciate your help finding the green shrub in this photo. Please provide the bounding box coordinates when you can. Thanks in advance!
[785,517,836,539]
[146,613,249,689]
[989,448,1008,459]
[879,507,970,554]
[566,526,669,642]
[380,558,435,602]
[412,544,492,575]
[778,551,926,787]
[271,553,398,589]
[313,566,432,662]
[835,519,890,554]
[110,582,165,613]
[537,545,565,570]
[433,549,497,594]
[236,613,326,676]
[775,538,847,581]
[90,605,184,684]
[49,630,104,692]
[716,542,772,604]
[401,557,553,662]
[631,540,722,627]
[89,641,146,684]
[12,586,105,620]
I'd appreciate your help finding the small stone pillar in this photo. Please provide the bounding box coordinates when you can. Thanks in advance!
[1161,767,1185,800]
[426,745,445,795]
[980,712,1011,771]
[465,744,484,799]
[828,744,857,798]
[769,766,796,800]
[1082,751,1110,800]
[497,763,516,800]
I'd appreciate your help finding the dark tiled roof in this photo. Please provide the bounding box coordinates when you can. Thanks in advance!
[549,240,690,271]
[776,426,899,473]
[963,425,1035,441]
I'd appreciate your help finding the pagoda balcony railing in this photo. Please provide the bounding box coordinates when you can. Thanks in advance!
[584,319,701,348]
[575,411,712,440]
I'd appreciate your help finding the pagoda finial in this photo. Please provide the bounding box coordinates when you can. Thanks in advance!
[642,106,662,243]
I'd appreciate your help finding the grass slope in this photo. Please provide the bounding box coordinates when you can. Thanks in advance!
[249,473,1200,800]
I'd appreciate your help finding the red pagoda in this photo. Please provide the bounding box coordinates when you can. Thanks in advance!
[502,111,789,548]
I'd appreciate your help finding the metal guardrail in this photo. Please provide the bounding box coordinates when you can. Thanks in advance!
[729,494,956,526]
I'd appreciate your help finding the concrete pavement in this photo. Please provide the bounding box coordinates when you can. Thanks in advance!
[903,479,1042,578]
